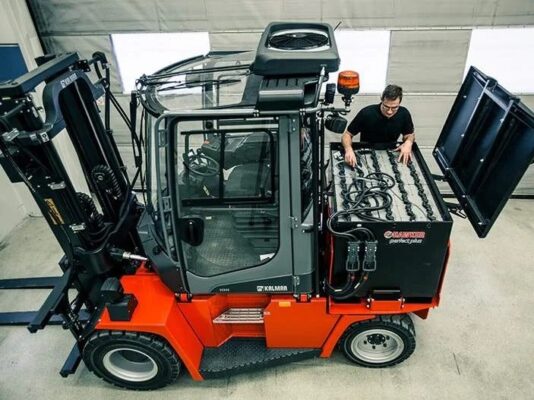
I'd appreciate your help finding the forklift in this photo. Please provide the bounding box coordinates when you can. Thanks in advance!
[1,22,533,390]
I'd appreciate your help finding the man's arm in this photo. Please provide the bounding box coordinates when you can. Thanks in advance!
[342,130,357,167]
[342,109,364,167]
[395,132,415,165]
[403,133,415,143]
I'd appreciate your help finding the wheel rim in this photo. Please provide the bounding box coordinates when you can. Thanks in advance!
[351,329,405,364]
[102,348,158,382]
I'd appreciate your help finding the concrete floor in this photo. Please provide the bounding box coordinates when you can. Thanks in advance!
[1,201,534,399]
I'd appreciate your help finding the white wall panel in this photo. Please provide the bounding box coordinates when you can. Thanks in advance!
[390,0,498,27]
[522,96,534,111]
[387,30,471,93]
[157,0,209,31]
[400,96,456,145]
[492,0,534,25]
[321,0,531,28]
[30,0,159,34]
[42,35,122,92]
[209,32,261,51]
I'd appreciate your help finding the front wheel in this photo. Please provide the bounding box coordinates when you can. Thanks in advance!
[83,331,181,390]
[340,314,416,367]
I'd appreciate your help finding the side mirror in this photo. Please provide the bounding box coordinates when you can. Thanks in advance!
[324,83,336,105]
[178,216,204,246]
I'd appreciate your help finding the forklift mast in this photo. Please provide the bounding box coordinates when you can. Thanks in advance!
[0,52,142,338]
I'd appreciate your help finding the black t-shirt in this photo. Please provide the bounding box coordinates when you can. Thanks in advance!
[347,104,414,144]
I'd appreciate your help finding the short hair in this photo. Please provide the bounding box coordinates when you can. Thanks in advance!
[381,84,403,102]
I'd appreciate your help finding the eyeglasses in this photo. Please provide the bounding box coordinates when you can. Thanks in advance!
[381,103,400,112]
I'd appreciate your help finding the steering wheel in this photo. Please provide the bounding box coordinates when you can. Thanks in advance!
[184,151,220,177]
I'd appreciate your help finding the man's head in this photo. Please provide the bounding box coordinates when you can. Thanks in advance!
[380,84,403,118]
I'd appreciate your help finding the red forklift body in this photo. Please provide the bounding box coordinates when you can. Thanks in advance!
[96,250,446,380]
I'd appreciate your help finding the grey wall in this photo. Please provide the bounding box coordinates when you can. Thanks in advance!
[19,0,534,194]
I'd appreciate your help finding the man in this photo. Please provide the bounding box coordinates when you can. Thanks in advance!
[342,84,415,166]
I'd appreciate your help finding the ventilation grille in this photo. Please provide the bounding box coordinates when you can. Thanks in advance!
[268,29,330,52]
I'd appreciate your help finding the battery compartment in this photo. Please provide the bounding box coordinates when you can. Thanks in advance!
[327,143,452,301]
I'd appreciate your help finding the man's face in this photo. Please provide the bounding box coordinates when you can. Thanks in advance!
[380,97,401,118]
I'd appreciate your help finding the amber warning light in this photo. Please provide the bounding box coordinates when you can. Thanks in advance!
[337,71,360,97]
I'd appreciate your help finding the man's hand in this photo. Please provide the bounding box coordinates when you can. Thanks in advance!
[341,131,357,167]
[395,140,413,165]
[344,148,357,167]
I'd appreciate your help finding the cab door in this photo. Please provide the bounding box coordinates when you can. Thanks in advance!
[434,66,534,237]
[154,110,297,294]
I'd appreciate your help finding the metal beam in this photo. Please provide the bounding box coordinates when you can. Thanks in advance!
[0,277,60,290]
[0,309,89,326]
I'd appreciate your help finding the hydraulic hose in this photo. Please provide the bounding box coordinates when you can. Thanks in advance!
[92,165,123,200]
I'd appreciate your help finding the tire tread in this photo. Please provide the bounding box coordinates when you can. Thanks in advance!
[83,330,181,390]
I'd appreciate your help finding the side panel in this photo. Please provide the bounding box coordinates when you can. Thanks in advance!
[96,272,205,381]
[264,297,339,348]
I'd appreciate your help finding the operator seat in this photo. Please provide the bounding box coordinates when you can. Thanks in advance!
[224,162,273,199]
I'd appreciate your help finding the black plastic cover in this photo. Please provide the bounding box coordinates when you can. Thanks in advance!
[257,75,318,110]
[252,22,340,76]
[434,66,534,237]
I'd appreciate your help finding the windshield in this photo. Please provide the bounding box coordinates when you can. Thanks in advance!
[137,51,255,112]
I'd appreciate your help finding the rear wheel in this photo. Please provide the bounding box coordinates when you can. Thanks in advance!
[340,314,416,367]
[83,331,181,390]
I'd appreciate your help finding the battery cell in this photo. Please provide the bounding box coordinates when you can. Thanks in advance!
[330,147,444,222]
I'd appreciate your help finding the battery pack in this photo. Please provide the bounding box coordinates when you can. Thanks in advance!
[328,143,452,300]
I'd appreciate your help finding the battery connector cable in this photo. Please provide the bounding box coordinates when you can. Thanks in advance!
[323,223,377,300]
[333,160,396,222]
[325,162,390,299]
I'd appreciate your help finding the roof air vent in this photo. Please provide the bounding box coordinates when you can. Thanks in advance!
[268,29,330,52]
[252,22,340,76]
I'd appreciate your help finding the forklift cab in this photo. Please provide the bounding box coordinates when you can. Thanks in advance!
[135,23,342,297]
[146,111,316,295]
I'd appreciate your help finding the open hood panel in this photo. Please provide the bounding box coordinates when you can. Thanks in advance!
[433,66,534,237]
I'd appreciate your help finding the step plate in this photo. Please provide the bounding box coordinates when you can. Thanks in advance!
[213,308,264,324]
[200,338,320,379]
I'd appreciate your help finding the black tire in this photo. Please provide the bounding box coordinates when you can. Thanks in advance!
[83,330,181,390]
[339,314,416,368]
